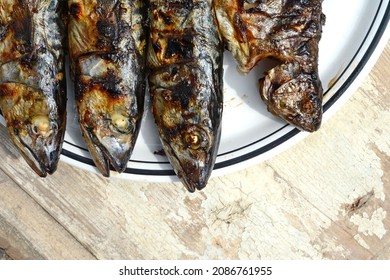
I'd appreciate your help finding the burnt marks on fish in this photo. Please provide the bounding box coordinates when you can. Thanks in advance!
[69,2,82,19]
[0,0,67,176]
[68,0,147,176]
[0,2,31,64]
[166,36,194,61]
[260,63,323,132]
[215,0,325,132]
[170,79,193,109]
[148,0,223,192]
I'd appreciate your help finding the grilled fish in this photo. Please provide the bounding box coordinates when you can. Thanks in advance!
[215,0,325,131]
[68,0,147,176]
[0,0,67,176]
[147,0,224,192]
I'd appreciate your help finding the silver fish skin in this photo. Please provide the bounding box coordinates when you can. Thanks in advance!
[68,0,147,176]
[215,0,325,132]
[147,0,224,192]
[0,0,67,176]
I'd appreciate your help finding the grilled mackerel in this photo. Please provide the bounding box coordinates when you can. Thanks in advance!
[215,0,325,131]
[147,0,224,192]
[68,0,147,176]
[0,0,67,176]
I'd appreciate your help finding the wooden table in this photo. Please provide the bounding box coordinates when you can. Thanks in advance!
[1,41,390,260]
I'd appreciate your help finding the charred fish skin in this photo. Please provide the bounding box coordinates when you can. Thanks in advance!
[215,0,325,132]
[68,0,147,176]
[148,0,224,192]
[0,0,67,176]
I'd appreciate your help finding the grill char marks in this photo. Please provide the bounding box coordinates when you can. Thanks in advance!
[215,0,325,132]
[147,0,224,192]
[0,0,67,176]
[68,0,147,176]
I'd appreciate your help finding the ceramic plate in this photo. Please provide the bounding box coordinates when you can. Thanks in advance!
[1,0,390,182]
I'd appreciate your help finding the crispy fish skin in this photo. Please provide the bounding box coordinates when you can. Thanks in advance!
[0,0,67,176]
[68,0,147,176]
[147,0,224,192]
[215,0,325,131]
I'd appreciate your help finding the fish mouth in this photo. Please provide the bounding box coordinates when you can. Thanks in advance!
[162,141,214,192]
[10,131,63,177]
[181,173,209,193]
[175,156,212,193]
[80,126,134,177]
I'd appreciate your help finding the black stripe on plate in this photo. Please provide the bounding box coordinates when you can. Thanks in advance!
[215,0,390,170]
[214,0,390,170]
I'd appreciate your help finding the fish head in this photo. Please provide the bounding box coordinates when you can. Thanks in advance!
[151,76,222,192]
[11,114,65,176]
[77,88,141,175]
[0,83,65,176]
[157,114,220,192]
[260,62,323,132]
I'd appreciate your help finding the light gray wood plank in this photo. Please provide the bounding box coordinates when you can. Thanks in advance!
[0,167,95,259]
[0,147,374,259]
[264,45,390,258]
[0,248,11,260]
[372,241,390,259]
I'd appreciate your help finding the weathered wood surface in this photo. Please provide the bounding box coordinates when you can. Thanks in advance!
[1,41,390,260]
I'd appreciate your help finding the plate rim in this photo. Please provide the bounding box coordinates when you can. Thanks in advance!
[2,1,390,182]
[48,0,390,180]
[63,0,390,180]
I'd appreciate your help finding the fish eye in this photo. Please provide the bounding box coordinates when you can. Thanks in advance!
[110,112,131,133]
[183,126,210,150]
[31,115,52,136]
[185,132,201,149]
[32,125,39,134]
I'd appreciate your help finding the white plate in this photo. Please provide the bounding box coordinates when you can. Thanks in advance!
[1,0,390,182]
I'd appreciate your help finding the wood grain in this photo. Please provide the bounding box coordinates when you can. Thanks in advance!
[0,157,94,259]
[0,41,389,260]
